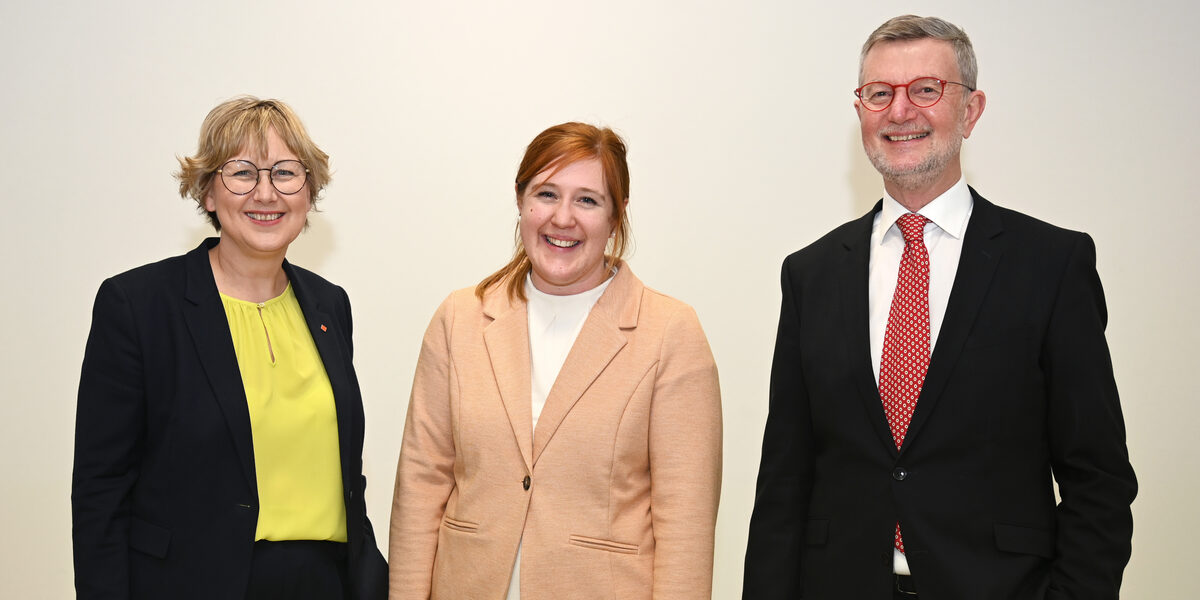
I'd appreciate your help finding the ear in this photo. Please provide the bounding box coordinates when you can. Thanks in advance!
[204,190,216,213]
[960,89,987,139]
[853,98,865,122]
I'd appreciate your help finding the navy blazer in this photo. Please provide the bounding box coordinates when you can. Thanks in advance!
[744,191,1136,600]
[72,238,387,599]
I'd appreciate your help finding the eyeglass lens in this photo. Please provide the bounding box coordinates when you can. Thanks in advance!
[859,78,945,110]
[219,160,307,195]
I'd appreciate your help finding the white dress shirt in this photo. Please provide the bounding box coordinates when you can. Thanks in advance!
[867,177,974,575]
[506,271,613,599]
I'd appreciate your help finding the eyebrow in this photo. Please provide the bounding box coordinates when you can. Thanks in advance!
[533,182,608,199]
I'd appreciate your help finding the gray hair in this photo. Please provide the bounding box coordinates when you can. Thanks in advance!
[859,15,978,90]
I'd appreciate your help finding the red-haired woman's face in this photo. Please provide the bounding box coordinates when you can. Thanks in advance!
[518,157,614,295]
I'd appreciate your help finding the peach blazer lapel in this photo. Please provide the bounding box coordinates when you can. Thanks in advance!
[482,290,535,471]
[532,265,643,466]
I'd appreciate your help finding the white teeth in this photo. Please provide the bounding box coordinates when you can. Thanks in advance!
[247,213,283,221]
[887,133,928,141]
[545,236,579,248]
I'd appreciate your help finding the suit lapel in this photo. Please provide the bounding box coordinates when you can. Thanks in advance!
[902,191,1005,452]
[181,238,257,490]
[843,205,902,456]
[483,291,535,471]
[532,266,637,466]
[285,262,356,491]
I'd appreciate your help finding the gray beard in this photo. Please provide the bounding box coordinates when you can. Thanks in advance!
[867,133,963,192]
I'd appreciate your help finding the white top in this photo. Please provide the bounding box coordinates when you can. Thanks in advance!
[506,270,614,600]
[525,273,613,428]
[867,177,973,575]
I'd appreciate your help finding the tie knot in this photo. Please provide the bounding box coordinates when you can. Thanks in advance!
[896,213,928,244]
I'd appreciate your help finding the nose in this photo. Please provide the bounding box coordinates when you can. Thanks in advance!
[885,87,919,121]
[253,169,276,202]
[549,198,574,227]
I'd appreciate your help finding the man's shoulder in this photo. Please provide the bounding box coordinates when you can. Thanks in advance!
[782,211,873,268]
[971,192,1091,247]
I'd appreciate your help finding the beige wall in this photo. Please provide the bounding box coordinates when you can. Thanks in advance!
[2,0,1194,596]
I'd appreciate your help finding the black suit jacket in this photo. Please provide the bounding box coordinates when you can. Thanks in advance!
[72,238,387,599]
[744,191,1136,600]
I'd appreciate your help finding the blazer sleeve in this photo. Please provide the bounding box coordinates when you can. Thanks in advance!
[335,286,390,600]
[389,295,458,599]
[743,259,813,599]
[1043,233,1137,599]
[648,304,723,598]
[72,278,146,599]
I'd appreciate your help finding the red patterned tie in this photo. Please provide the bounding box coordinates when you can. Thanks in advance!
[879,213,930,553]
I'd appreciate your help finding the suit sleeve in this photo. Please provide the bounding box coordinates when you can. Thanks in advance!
[72,278,146,599]
[647,304,723,598]
[337,287,390,600]
[389,295,458,599]
[743,260,814,599]
[1043,234,1137,600]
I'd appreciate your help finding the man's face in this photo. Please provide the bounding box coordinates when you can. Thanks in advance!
[856,38,984,193]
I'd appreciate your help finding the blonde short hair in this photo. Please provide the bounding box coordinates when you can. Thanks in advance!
[175,96,330,231]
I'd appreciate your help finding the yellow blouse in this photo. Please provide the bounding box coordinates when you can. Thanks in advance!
[221,284,347,542]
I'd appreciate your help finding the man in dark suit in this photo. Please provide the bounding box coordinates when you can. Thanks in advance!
[744,15,1136,600]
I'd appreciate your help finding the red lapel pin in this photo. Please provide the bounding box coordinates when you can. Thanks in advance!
[320,324,328,332]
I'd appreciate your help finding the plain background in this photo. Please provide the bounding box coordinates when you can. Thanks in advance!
[2,0,1196,597]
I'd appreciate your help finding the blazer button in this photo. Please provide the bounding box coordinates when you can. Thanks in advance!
[522,475,531,490]
[892,467,908,481]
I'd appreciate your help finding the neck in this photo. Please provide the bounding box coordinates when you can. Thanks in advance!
[883,164,962,213]
[208,242,288,303]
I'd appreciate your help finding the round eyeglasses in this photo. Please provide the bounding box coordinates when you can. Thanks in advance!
[215,159,309,195]
[854,77,975,112]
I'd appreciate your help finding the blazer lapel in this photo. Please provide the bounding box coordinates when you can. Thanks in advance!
[531,266,636,466]
[482,291,535,471]
[181,238,257,489]
[843,205,903,456]
[902,190,1005,452]
[284,262,356,486]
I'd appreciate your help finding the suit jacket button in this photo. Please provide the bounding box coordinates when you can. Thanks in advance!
[892,467,908,481]
[522,475,531,490]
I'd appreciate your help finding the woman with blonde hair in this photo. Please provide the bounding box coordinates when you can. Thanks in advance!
[73,97,387,599]
[390,122,722,599]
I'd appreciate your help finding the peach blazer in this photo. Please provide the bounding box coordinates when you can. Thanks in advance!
[389,264,722,599]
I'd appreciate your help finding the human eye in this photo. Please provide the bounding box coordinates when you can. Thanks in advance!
[272,167,298,179]
[911,79,943,101]
[535,189,557,200]
[865,84,893,100]
[223,161,256,179]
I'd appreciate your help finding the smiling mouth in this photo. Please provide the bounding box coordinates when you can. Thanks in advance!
[886,133,929,142]
[545,235,579,248]
[247,212,283,222]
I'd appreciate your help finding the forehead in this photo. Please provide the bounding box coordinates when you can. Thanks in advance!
[232,127,297,162]
[531,157,606,188]
[861,38,960,83]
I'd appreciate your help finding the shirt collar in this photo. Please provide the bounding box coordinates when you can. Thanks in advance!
[880,177,973,240]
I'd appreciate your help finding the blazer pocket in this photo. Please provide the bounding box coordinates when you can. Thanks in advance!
[129,517,171,558]
[993,522,1054,558]
[441,516,479,534]
[568,534,639,555]
[804,518,829,546]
